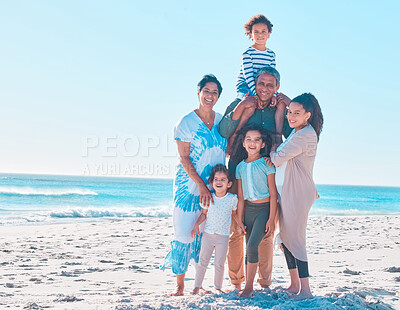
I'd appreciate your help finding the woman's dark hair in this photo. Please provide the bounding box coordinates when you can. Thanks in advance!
[230,124,273,165]
[291,93,324,140]
[244,14,273,39]
[197,74,223,98]
[208,164,233,184]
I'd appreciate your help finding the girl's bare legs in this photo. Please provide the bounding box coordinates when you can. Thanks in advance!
[286,268,300,294]
[240,262,257,297]
[170,274,185,296]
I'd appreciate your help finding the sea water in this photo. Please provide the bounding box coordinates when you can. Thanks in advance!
[0,173,399,226]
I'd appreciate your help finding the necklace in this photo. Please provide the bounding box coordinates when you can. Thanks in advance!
[195,109,214,126]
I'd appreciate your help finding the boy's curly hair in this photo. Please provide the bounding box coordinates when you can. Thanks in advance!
[244,14,273,39]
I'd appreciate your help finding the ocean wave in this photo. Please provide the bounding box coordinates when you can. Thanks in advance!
[310,207,400,216]
[318,196,382,203]
[0,186,98,196]
[0,206,172,226]
[49,206,172,218]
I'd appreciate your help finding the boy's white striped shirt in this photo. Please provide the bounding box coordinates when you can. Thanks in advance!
[236,46,276,95]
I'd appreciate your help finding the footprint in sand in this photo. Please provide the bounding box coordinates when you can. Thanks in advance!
[385,266,400,273]
[343,268,361,275]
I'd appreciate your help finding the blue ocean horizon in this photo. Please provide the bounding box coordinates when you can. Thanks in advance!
[0,173,399,226]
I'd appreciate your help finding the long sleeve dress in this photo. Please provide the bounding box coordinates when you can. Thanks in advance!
[161,111,227,275]
[270,125,318,262]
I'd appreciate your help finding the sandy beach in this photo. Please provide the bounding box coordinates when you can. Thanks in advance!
[0,215,399,309]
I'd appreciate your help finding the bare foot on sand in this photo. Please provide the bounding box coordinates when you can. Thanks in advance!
[169,286,184,296]
[291,292,313,300]
[192,287,212,295]
[260,284,269,289]
[215,288,225,294]
[192,287,200,295]
[227,284,242,292]
[239,287,254,298]
[286,285,300,295]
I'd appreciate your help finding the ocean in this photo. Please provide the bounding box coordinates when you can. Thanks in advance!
[0,173,399,226]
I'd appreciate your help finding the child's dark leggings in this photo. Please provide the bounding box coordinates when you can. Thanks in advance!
[244,201,270,264]
[282,243,309,278]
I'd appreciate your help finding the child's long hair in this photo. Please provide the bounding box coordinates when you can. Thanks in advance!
[291,93,324,140]
[230,124,273,165]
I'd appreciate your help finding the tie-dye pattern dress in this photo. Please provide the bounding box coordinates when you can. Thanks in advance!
[162,111,227,275]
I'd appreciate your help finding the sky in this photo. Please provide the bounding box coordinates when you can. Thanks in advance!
[1,0,399,186]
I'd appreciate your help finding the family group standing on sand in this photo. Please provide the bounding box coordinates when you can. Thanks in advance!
[161,14,324,300]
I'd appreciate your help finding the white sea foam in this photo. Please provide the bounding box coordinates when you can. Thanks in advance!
[310,207,399,216]
[0,186,98,196]
[0,206,172,226]
[49,206,172,219]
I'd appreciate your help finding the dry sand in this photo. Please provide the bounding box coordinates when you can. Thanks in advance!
[0,215,399,309]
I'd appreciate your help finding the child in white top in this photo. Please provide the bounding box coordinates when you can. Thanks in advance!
[191,164,242,294]
[235,14,286,145]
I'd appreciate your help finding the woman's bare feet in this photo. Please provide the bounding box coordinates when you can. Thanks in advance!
[169,286,184,296]
[291,291,313,300]
[286,284,300,295]
[170,274,185,296]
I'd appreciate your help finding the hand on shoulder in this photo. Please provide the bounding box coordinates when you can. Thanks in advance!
[264,157,275,167]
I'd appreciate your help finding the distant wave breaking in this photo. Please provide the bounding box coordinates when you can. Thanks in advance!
[0,186,98,196]
[49,206,172,219]
[310,207,400,216]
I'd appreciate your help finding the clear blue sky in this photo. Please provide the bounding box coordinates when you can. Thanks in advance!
[1,0,399,186]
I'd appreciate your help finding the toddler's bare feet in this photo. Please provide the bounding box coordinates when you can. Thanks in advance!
[192,287,212,295]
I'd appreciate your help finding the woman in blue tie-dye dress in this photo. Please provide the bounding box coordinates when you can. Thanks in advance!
[162,74,227,295]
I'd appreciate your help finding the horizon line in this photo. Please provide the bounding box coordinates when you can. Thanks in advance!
[1,172,399,188]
